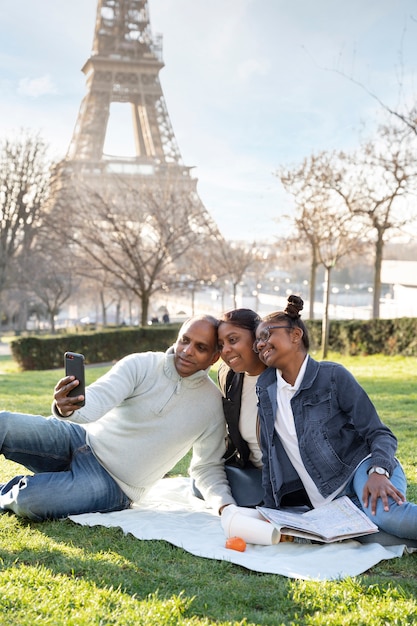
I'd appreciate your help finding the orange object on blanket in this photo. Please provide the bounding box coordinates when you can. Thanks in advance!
[225,536,247,552]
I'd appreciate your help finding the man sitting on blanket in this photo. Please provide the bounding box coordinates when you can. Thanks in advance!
[0,315,236,521]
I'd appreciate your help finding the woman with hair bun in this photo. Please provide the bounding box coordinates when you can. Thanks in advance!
[254,294,417,541]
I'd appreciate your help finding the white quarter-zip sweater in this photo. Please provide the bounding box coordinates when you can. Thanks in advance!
[53,351,235,512]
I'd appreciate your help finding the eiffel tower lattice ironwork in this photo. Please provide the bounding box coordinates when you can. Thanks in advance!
[49,0,222,327]
[64,0,193,183]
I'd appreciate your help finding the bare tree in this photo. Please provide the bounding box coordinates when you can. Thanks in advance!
[50,177,220,326]
[97,281,124,326]
[0,131,51,325]
[278,153,334,319]
[213,239,262,309]
[315,209,367,358]
[24,255,73,333]
[324,123,417,318]
[171,239,221,315]
[277,150,368,355]
[324,10,417,138]
[72,263,129,326]
[329,66,417,137]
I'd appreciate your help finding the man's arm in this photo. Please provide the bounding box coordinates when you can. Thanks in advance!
[51,353,146,423]
[190,402,236,513]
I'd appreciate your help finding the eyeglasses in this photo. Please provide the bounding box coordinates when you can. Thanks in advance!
[253,326,291,353]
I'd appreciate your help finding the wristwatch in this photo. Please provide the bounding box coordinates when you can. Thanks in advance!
[368,466,390,478]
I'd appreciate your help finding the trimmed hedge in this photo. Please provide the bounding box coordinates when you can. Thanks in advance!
[10,317,417,371]
[308,317,417,356]
[11,324,181,371]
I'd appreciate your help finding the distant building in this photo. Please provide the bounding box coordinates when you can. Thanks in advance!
[381,260,417,318]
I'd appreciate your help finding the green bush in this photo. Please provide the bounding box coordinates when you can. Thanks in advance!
[10,317,417,370]
[307,317,417,357]
[11,324,181,370]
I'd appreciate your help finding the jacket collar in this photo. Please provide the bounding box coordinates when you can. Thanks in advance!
[258,355,319,392]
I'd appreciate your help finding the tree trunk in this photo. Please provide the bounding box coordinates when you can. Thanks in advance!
[140,294,150,327]
[100,291,107,326]
[321,265,332,359]
[192,288,196,315]
[232,283,238,309]
[373,230,384,319]
[17,299,29,332]
[115,300,121,325]
[50,311,56,333]
[309,248,318,319]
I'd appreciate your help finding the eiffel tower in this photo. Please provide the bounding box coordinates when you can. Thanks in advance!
[60,0,196,188]
[50,0,221,326]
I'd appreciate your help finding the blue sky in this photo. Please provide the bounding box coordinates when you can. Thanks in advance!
[0,0,416,240]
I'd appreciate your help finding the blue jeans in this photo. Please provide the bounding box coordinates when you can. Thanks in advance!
[344,458,417,540]
[192,464,264,507]
[0,411,131,521]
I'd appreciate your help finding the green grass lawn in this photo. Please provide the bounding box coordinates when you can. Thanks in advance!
[0,352,416,625]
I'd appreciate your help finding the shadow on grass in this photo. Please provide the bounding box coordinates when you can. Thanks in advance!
[2,514,417,624]
[0,515,295,624]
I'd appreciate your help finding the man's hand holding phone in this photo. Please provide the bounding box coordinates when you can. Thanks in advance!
[54,352,86,417]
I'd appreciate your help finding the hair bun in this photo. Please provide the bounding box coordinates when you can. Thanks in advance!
[284,295,304,318]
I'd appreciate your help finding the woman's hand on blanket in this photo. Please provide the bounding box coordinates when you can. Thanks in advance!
[362,473,406,516]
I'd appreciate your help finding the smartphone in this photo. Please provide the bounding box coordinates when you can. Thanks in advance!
[64,351,85,407]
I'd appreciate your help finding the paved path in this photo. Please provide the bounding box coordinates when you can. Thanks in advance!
[0,342,11,355]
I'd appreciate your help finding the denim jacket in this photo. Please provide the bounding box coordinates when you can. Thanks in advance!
[257,357,398,509]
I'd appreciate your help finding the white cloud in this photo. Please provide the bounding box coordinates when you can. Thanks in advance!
[237,58,270,82]
[17,75,57,98]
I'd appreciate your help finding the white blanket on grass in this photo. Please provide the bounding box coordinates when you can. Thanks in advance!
[69,477,408,581]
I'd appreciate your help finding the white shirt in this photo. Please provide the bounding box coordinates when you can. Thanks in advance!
[274,355,343,507]
[239,373,263,468]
